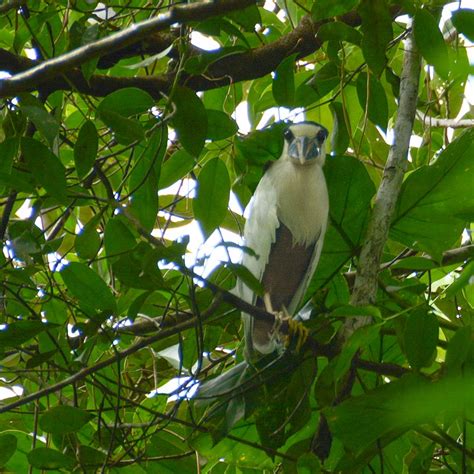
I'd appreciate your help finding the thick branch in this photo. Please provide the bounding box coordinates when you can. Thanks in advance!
[0,0,256,97]
[343,26,421,338]
[0,8,394,99]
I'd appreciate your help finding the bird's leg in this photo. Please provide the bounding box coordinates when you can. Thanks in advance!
[263,293,309,352]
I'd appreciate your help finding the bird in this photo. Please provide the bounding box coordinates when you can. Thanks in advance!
[238,121,329,358]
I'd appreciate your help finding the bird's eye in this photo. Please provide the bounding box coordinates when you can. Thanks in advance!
[284,129,294,142]
[316,128,328,143]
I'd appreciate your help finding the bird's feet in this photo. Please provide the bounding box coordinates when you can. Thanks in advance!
[264,294,309,352]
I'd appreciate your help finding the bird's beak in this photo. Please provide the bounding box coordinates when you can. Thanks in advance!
[288,137,320,165]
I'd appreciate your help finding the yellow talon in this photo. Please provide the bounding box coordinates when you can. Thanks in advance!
[285,318,309,352]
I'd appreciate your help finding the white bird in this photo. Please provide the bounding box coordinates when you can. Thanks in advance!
[238,121,329,357]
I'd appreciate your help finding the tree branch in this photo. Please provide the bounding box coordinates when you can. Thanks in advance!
[0,8,403,99]
[342,25,421,338]
[0,0,257,98]
[420,115,474,128]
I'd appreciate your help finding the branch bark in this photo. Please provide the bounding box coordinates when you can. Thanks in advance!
[0,0,257,98]
[421,115,474,128]
[0,8,402,99]
[342,25,421,339]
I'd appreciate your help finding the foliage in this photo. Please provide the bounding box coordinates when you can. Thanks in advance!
[0,0,473,472]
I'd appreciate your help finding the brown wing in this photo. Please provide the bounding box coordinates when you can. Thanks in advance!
[251,223,315,349]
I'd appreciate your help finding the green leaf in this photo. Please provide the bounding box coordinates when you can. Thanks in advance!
[414,9,450,80]
[78,445,106,468]
[330,304,381,319]
[403,309,439,369]
[61,262,117,313]
[0,321,57,348]
[39,405,94,434]
[445,326,472,371]
[227,263,264,297]
[206,109,238,141]
[74,120,98,179]
[171,86,207,156]
[317,21,362,45]
[113,242,164,290]
[75,215,101,260]
[312,0,358,21]
[272,54,297,107]
[359,0,392,76]
[325,373,469,456]
[21,137,67,200]
[297,453,321,473]
[19,97,59,145]
[104,216,136,257]
[307,155,376,295]
[0,433,17,467]
[158,149,195,189]
[330,101,349,154]
[445,260,474,298]
[27,447,75,470]
[98,109,144,145]
[193,157,230,237]
[452,9,474,42]
[97,87,155,117]
[392,129,474,257]
[356,72,388,131]
[227,4,261,31]
[296,61,340,106]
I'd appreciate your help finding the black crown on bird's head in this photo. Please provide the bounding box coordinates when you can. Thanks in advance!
[282,121,328,166]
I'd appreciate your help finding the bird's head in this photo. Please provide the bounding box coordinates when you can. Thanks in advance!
[283,122,328,166]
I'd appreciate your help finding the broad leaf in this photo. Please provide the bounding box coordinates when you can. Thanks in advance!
[403,309,439,369]
[414,9,450,79]
[0,321,57,348]
[272,54,297,107]
[452,9,474,42]
[61,262,117,313]
[392,129,474,257]
[359,0,392,76]
[0,433,17,467]
[206,109,238,141]
[312,0,359,21]
[194,157,230,237]
[27,448,75,470]
[39,405,94,434]
[74,120,98,179]
[21,137,67,200]
[97,87,155,117]
[171,86,207,156]
[356,72,388,131]
[158,149,195,189]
